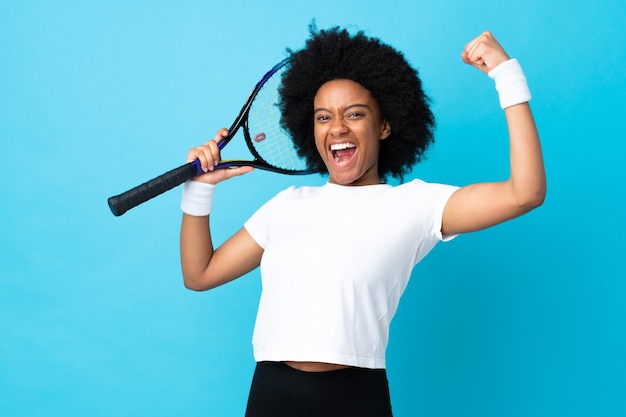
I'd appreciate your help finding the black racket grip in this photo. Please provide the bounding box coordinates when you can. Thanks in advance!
[108,162,198,216]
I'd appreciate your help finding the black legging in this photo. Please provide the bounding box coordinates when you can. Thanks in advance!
[244,361,393,417]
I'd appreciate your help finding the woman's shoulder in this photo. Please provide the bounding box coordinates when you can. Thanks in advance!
[267,184,325,203]
[397,178,458,190]
[392,178,460,200]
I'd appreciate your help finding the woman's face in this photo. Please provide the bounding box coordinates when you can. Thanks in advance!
[313,79,390,186]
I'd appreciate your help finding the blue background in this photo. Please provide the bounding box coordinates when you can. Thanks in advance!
[1,1,625,416]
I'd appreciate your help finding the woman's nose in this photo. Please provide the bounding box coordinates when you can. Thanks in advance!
[329,117,348,137]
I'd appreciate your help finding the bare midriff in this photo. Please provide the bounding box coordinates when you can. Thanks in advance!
[284,361,351,372]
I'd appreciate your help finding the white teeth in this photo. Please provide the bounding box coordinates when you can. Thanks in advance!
[331,143,356,162]
[330,143,356,151]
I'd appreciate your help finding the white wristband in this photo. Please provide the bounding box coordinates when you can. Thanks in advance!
[181,180,214,216]
[488,58,531,109]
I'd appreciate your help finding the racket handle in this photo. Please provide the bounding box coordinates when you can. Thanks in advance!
[108,160,203,216]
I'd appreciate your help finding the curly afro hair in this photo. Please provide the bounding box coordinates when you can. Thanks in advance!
[278,25,435,182]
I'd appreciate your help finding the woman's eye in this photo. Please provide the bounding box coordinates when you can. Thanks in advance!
[316,115,330,122]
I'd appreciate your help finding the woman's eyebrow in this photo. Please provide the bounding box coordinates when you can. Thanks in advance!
[313,103,371,114]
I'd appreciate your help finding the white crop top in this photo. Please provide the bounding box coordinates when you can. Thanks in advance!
[244,180,459,369]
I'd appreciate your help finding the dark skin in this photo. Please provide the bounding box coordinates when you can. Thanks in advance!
[180,31,546,372]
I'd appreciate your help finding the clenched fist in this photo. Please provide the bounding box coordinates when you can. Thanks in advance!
[462,31,510,74]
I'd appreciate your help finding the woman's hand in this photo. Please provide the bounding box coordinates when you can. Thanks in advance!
[186,128,253,184]
[461,31,510,74]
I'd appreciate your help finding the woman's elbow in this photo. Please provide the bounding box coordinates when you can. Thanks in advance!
[519,185,547,213]
[182,275,212,292]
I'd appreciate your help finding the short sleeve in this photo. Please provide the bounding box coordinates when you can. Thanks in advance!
[244,187,294,249]
[408,179,460,242]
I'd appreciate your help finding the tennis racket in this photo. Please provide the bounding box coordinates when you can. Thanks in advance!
[107,57,316,217]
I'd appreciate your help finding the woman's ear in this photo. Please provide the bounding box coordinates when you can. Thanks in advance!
[380,120,391,140]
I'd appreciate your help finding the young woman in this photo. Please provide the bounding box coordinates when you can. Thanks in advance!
[179,27,545,417]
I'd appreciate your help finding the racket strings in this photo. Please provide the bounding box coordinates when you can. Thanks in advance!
[247,69,309,172]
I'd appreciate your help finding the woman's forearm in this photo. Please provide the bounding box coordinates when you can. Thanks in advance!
[180,214,214,291]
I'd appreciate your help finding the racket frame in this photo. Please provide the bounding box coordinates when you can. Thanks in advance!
[107,57,316,217]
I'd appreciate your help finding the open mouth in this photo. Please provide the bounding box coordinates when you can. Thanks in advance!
[330,142,357,163]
